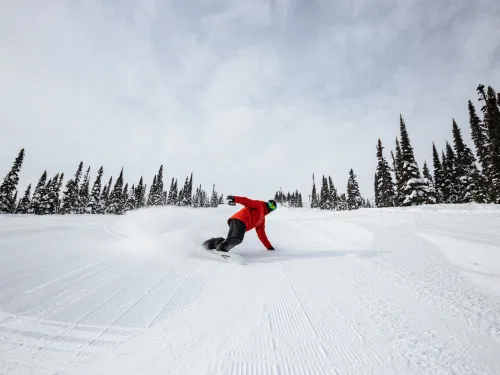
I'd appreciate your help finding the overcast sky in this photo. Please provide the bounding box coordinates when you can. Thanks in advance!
[1,0,500,203]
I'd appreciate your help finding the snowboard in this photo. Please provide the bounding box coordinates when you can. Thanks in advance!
[203,249,245,265]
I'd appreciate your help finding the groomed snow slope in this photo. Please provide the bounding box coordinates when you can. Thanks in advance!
[1,204,500,375]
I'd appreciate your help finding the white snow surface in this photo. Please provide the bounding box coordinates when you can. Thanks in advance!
[1,204,500,375]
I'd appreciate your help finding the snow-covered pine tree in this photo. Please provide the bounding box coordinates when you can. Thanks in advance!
[442,142,459,203]
[422,161,433,184]
[346,169,362,210]
[219,194,224,205]
[97,177,113,214]
[28,171,47,214]
[140,184,147,208]
[134,176,145,208]
[147,175,156,206]
[328,176,337,210]
[39,174,61,215]
[452,119,478,203]
[432,143,444,203]
[319,175,330,210]
[167,178,178,205]
[178,177,188,206]
[298,192,303,207]
[61,162,83,214]
[8,191,18,213]
[150,165,164,206]
[122,183,129,211]
[310,174,319,208]
[186,173,193,206]
[398,115,424,206]
[468,99,491,198]
[420,162,437,204]
[392,138,404,205]
[374,172,379,207]
[193,185,200,208]
[125,184,136,212]
[86,166,103,214]
[440,151,450,202]
[375,139,396,207]
[477,84,500,202]
[54,173,64,214]
[107,168,125,214]
[78,167,91,213]
[16,183,31,214]
[0,148,25,213]
[210,184,218,207]
[337,193,348,210]
[166,178,174,205]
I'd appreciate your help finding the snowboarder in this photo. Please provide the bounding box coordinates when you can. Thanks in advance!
[202,195,277,252]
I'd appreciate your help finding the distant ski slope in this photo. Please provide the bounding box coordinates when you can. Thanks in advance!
[1,204,500,375]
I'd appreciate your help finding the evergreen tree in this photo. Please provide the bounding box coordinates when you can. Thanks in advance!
[140,184,147,208]
[477,84,500,202]
[0,148,25,213]
[28,171,47,214]
[167,178,176,205]
[337,193,348,210]
[432,143,444,203]
[16,183,31,214]
[86,166,103,214]
[328,176,338,210]
[374,172,379,207]
[392,138,404,205]
[319,175,330,210]
[421,163,437,204]
[452,119,478,203]
[147,175,156,206]
[375,139,396,207]
[61,162,83,214]
[54,174,64,214]
[346,169,362,210]
[149,165,164,206]
[219,194,224,205]
[210,184,218,207]
[468,99,490,196]
[39,174,61,215]
[135,176,145,208]
[8,190,18,213]
[398,115,422,205]
[186,173,193,206]
[422,161,433,183]
[310,174,319,208]
[97,177,112,214]
[78,167,91,213]
[125,184,136,211]
[107,168,125,214]
[443,142,459,203]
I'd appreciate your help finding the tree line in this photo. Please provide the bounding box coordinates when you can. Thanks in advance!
[274,189,304,208]
[374,84,500,207]
[0,156,223,215]
[309,170,373,210]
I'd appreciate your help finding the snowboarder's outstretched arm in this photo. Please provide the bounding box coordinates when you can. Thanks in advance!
[255,222,274,250]
[228,195,262,209]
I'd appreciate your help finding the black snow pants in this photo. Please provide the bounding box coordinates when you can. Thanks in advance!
[202,218,246,252]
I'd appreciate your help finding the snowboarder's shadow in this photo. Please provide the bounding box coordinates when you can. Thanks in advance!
[239,249,383,264]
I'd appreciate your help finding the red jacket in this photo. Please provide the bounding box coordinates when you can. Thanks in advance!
[229,196,273,249]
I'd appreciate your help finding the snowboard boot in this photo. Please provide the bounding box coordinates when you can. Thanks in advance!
[202,237,225,250]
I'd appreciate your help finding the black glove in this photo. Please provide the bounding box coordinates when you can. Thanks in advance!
[268,246,274,251]
[227,195,235,206]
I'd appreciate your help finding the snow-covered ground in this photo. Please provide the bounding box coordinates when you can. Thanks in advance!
[1,204,500,375]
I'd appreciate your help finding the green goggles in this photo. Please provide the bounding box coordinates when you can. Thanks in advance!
[268,201,276,211]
